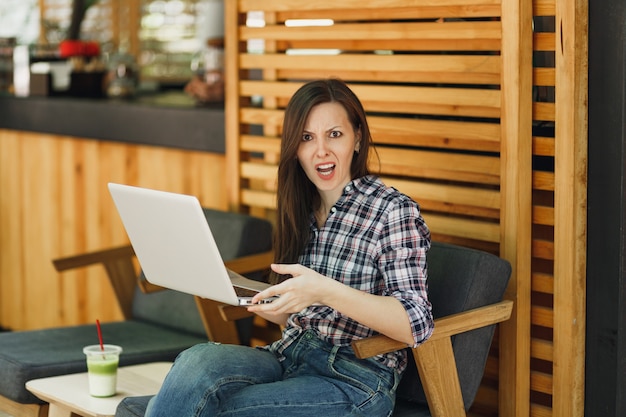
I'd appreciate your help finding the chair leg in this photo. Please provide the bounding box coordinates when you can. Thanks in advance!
[412,336,467,417]
[194,297,241,344]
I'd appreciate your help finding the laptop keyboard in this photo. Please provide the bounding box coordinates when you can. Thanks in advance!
[234,286,260,297]
[227,269,267,298]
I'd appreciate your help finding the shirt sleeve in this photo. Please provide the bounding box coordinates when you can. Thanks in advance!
[375,199,434,347]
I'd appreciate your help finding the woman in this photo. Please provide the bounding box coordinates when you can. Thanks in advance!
[145,79,433,417]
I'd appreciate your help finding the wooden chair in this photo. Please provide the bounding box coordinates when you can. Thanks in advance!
[351,242,513,417]
[352,302,512,417]
[0,208,279,417]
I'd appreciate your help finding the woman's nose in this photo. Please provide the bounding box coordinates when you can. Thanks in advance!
[315,139,329,156]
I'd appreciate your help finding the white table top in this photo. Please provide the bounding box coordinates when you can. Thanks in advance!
[26,362,172,417]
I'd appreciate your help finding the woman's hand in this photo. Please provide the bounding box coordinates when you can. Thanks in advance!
[247,263,333,315]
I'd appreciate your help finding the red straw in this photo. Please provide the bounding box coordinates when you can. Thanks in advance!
[96,319,104,351]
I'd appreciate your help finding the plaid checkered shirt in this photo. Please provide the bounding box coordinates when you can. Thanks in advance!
[266,175,434,372]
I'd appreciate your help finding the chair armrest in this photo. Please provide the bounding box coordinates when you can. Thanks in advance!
[52,245,138,319]
[52,245,135,271]
[351,300,514,359]
[224,250,274,275]
[428,299,513,340]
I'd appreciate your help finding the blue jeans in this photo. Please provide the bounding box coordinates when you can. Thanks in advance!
[145,330,400,416]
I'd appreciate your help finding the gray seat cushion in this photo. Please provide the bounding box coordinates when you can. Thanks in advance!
[0,321,207,404]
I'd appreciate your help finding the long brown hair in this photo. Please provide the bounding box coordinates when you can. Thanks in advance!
[271,79,373,283]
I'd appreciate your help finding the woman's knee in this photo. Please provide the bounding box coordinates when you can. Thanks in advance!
[172,343,281,381]
[173,343,238,376]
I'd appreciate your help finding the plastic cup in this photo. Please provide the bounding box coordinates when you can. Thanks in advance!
[83,344,123,397]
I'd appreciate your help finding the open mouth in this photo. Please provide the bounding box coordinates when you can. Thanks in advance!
[316,163,335,176]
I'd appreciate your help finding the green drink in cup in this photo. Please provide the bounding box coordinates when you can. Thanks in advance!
[83,344,123,397]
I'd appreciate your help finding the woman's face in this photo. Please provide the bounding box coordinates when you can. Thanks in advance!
[296,102,360,203]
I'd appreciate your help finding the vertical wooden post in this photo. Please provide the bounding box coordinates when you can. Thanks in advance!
[499,0,534,416]
[553,0,588,415]
[224,1,244,212]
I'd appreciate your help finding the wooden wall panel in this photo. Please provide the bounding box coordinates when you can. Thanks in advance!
[227,1,510,249]
[225,1,587,416]
[0,129,227,331]
[227,2,513,416]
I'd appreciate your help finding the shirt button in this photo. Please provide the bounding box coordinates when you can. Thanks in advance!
[330,207,337,213]
[345,185,352,192]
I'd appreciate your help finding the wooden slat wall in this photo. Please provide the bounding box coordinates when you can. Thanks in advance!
[0,129,227,330]
[225,1,587,417]
[228,1,507,252]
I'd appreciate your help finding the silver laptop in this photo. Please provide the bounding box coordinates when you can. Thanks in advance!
[108,183,275,306]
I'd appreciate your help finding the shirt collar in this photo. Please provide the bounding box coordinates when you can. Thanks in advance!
[340,175,381,203]
[326,175,380,210]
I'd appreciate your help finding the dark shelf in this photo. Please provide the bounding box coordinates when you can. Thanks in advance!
[0,93,225,153]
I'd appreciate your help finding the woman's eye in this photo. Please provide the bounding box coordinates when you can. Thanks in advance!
[330,130,342,138]
[302,133,313,142]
